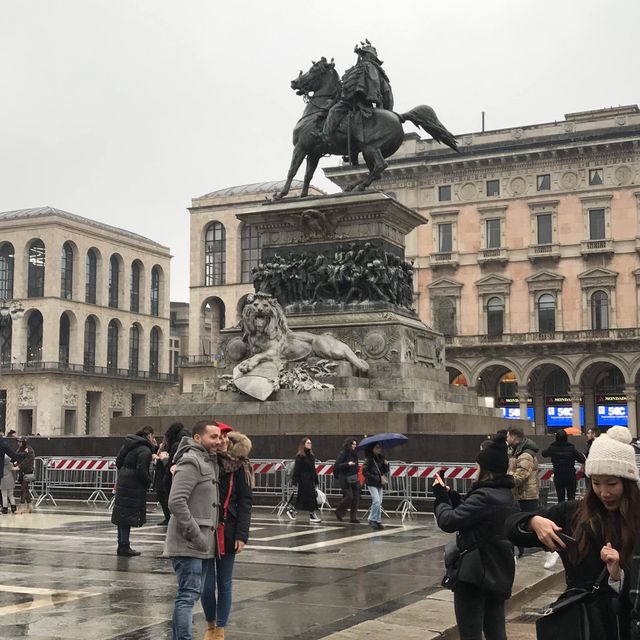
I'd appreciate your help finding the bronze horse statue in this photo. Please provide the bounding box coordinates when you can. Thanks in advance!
[273,57,459,200]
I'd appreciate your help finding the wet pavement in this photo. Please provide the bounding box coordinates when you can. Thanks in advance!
[0,503,451,639]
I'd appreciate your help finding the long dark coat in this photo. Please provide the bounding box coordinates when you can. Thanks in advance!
[218,466,253,551]
[506,500,630,638]
[541,441,585,483]
[111,435,153,527]
[292,451,318,512]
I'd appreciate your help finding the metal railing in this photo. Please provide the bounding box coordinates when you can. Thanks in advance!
[0,361,178,382]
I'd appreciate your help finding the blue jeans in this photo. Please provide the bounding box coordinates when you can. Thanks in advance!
[117,525,130,547]
[171,556,206,640]
[201,552,236,627]
[368,486,383,523]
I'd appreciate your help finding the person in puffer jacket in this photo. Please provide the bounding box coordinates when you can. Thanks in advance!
[434,434,518,640]
[506,427,540,511]
[541,429,585,502]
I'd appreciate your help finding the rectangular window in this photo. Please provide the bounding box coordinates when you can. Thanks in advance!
[438,223,453,252]
[537,214,552,245]
[486,179,500,197]
[486,219,501,248]
[438,185,452,202]
[589,168,604,186]
[589,208,606,240]
[537,174,551,191]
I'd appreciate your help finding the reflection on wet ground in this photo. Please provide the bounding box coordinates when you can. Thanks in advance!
[0,503,448,639]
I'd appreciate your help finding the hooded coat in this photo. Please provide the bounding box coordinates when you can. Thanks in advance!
[508,437,539,501]
[111,435,154,527]
[217,432,253,552]
[164,437,219,559]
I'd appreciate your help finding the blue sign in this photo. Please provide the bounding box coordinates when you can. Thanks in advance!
[546,405,585,427]
[501,407,535,421]
[596,404,628,427]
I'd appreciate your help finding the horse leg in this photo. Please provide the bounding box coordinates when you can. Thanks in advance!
[302,153,321,197]
[354,146,388,191]
[273,145,307,200]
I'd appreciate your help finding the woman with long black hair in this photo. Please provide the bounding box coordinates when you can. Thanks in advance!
[507,426,640,639]
[291,437,321,523]
[333,437,361,523]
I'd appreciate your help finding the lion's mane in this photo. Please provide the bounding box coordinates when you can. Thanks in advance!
[240,293,289,355]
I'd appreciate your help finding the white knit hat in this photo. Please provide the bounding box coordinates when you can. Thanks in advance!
[585,426,640,483]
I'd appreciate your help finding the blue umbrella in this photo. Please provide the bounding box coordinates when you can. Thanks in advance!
[357,432,408,450]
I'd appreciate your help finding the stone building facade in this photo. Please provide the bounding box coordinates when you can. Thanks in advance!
[325,105,640,435]
[0,207,175,435]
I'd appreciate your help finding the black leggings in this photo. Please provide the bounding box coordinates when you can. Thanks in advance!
[454,584,507,640]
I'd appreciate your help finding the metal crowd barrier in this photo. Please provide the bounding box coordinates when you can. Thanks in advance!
[26,456,589,517]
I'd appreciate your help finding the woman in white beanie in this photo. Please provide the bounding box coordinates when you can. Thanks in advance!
[507,426,640,639]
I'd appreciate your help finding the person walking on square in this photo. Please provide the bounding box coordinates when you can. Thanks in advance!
[0,454,18,513]
[111,426,156,556]
[0,432,26,515]
[201,424,253,640]
[291,437,321,523]
[434,434,518,640]
[16,437,35,512]
[506,426,640,638]
[165,420,221,640]
[333,437,361,523]
[362,443,389,530]
[541,429,586,569]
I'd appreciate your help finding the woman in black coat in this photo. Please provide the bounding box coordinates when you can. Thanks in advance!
[291,436,321,523]
[333,437,361,523]
[362,443,389,530]
[111,426,155,556]
[434,435,518,640]
[541,429,585,502]
[507,426,640,639]
[201,427,253,639]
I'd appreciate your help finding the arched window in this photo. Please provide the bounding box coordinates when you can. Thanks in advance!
[26,311,43,363]
[241,224,261,283]
[59,313,71,364]
[130,261,141,312]
[84,316,97,369]
[434,297,456,337]
[60,242,74,299]
[149,326,160,375]
[204,222,226,286]
[0,316,11,364]
[85,249,98,304]
[537,294,556,332]
[150,266,160,316]
[27,240,45,298]
[109,255,120,308]
[0,243,15,300]
[487,297,504,337]
[107,320,119,372]
[591,290,609,330]
[129,325,140,373]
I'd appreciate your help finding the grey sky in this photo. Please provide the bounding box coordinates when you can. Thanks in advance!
[1,0,637,301]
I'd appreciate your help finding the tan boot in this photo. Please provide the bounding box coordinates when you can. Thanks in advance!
[203,622,217,640]
[212,628,224,640]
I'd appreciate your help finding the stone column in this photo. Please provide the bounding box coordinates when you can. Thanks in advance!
[517,385,529,422]
[570,385,582,432]
[625,384,638,438]
[10,315,27,365]
[42,309,59,362]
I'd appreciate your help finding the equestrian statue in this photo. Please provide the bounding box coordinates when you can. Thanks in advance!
[273,41,459,200]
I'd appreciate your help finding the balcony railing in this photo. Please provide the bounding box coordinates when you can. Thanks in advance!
[0,360,178,382]
[445,327,640,347]
[477,247,508,264]
[429,251,459,268]
[528,243,560,261]
[580,238,613,256]
[178,355,223,367]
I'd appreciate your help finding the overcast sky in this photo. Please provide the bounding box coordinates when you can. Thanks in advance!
[1,0,638,302]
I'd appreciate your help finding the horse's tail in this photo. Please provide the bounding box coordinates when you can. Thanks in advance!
[400,105,459,152]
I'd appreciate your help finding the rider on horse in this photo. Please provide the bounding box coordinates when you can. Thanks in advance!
[319,41,394,154]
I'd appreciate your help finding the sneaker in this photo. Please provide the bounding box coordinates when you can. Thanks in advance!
[544,551,560,569]
[309,512,322,523]
[286,508,296,520]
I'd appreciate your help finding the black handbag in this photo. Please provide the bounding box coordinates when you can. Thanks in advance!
[536,567,612,640]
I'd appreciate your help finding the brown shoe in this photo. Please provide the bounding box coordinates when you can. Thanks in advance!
[203,622,217,640]
[212,628,225,640]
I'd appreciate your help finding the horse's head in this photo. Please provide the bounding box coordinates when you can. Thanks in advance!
[291,57,337,97]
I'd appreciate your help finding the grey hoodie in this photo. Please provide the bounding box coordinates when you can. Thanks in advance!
[163,437,219,559]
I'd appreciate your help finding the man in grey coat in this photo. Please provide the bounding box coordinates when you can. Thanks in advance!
[164,420,221,640]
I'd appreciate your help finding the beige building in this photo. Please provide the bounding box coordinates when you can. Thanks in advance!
[0,206,175,435]
[326,105,640,435]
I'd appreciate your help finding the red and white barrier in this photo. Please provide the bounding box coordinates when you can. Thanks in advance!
[47,458,116,471]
